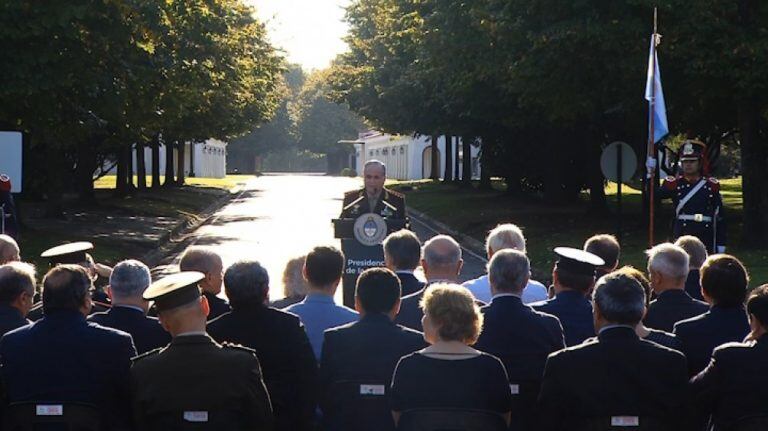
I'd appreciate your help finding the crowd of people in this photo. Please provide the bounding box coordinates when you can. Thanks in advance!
[0,224,765,431]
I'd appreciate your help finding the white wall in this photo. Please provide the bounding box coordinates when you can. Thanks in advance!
[134,139,227,179]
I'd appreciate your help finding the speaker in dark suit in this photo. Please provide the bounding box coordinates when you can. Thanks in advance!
[320,267,426,431]
[538,273,691,431]
[674,254,750,376]
[207,260,318,431]
[474,250,565,431]
[645,289,709,332]
[691,285,768,431]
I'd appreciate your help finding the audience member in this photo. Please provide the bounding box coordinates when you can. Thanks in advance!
[531,247,603,346]
[286,245,358,360]
[474,249,564,431]
[320,268,426,431]
[675,235,708,301]
[643,243,708,332]
[0,234,20,264]
[132,272,273,429]
[583,234,620,279]
[538,272,690,430]
[208,260,318,431]
[691,284,768,430]
[88,260,170,354]
[383,229,425,297]
[464,223,548,304]
[271,255,309,309]
[0,262,35,336]
[390,284,512,427]
[39,242,112,311]
[674,254,751,376]
[615,266,681,350]
[179,246,231,320]
[395,235,463,331]
[0,265,136,427]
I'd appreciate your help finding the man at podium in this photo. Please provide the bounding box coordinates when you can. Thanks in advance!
[341,160,406,221]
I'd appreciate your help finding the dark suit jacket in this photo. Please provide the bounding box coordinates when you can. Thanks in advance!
[395,282,482,332]
[0,304,30,337]
[208,304,317,431]
[531,290,595,346]
[674,305,750,376]
[0,310,136,427]
[396,272,424,297]
[475,295,565,431]
[691,335,768,430]
[684,269,704,301]
[538,327,691,431]
[644,289,709,333]
[204,291,231,321]
[88,306,171,354]
[319,313,426,431]
[130,334,273,430]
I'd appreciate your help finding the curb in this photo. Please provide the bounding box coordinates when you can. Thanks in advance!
[407,206,487,262]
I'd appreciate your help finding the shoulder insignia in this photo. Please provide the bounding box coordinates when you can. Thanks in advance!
[131,347,163,363]
[662,176,678,189]
[707,177,720,191]
[386,188,404,198]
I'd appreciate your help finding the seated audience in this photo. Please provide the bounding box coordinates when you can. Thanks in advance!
[474,249,564,431]
[675,235,708,301]
[644,243,708,332]
[538,272,690,431]
[0,234,20,264]
[208,260,318,431]
[87,260,170,354]
[0,265,135,427]
[463,223,548,304]
[396,235,463,331]
[674,254,751,376]
[383,229,425,297]
[179,246,230,320]
[39,242,111,310]
[531,247,603,346]
[0,262,35,336]
[615,266,681,351]
[286,245,358,360]
[583,234,620,279]
[271,255,309,309]
[320,268,426,431]
[390,284,512,427]
[691,284,768,430]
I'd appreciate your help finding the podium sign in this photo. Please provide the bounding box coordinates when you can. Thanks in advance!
[334,214,407,307]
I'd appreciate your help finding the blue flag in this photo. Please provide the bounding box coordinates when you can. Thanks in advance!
[644,34,668,144]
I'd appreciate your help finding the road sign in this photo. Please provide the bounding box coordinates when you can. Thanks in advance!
[0,131,22,193]
[600,141,637,183]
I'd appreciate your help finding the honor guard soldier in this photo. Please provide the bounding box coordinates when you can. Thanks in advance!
[131,271,274,430]
[659,140,726,253]
[341,160,407,222]
[0,174,20,240]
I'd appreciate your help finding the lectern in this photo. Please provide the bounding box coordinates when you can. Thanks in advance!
[333,214,408,307]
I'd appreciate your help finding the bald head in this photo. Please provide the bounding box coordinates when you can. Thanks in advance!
[422,235,463,282]
[0,235,20,265]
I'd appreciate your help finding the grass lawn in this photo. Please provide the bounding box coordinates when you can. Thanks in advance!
[93,174,253,191]
[388,177,768,285]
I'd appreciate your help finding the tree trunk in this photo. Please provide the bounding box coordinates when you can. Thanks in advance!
[430,135,440,180]
[176,141,186,186]
[151,135,161,189]
[126,144,134,192]
[443,134,453,182]
[189,142,196,178]
[115,145,129,196]
[76,140,97,202]
[738,96,768,247]
[454,136,460,181]
[462,135,472,186]
[588,138,607,212]
[479,137,492,190]
[136,142,147,190]
[164,140,175,186]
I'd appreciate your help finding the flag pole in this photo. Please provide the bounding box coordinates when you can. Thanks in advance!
[647,8,658,248]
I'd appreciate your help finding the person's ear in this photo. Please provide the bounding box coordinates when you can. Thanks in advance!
[354,296,363,313]
[391,297,401,317]
[456,259,464,276]
[200,295,210,317]
[420,258,428,274]
[302,264,309,282]
[107,286,113,301]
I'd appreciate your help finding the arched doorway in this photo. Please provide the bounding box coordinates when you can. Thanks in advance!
[422,146,440,179]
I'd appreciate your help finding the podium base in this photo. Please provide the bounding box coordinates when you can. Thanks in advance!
[340,239,385,307]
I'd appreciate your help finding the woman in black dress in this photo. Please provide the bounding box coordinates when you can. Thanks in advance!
[390,283,512,427]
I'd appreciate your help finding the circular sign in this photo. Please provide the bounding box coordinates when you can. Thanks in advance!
[353,213,388,246]
[600,141,638,183]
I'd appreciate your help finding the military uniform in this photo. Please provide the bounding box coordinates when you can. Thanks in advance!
[0,175,19,240]
[340,187,407,221]
[659,141,726,253]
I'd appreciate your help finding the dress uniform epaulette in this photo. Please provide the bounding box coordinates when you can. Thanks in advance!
[344,189,363,198]
[386,188,404,199]
[662,176,679,189]
[132,347,163,363]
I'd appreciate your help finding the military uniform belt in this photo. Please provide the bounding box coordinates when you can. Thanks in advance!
[678,214,712,222]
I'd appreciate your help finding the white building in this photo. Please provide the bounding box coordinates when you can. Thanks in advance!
[133,139,227,179]
[348,131,480,180]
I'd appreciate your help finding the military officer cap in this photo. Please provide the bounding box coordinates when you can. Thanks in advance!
[144,271,205,312]
[0,174,11,193]
[679,140,706,161]
[41,241,94,266]
[554,247,605,277]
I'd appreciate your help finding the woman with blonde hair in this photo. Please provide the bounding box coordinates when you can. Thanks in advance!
[271,255,309,309]
[390,284,511,428]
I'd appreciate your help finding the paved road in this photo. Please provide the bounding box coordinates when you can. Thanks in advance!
[164,173,486,303]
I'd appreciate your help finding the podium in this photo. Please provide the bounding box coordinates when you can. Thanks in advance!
[333,215,408,307]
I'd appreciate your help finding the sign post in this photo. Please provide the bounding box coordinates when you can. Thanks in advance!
[600,142,637,242]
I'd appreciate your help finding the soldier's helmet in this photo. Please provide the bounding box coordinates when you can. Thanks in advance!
[678,140,706,161]
[0,174,10,193]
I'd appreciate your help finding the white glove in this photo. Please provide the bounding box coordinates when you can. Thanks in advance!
[645,157,657,178]
[716,246,726,254]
